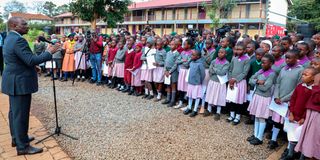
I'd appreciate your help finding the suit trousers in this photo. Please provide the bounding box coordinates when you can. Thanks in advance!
[8,94,31,150]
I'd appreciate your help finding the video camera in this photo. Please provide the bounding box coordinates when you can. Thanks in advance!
[216,25,231,38]
[186,29,199,38]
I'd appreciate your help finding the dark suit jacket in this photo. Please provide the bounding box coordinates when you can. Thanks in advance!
[1,31,52,96]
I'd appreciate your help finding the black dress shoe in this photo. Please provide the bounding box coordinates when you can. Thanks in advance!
[189,111,198,117]
[183,109,192,115]
[89,79,96,84]
[162,100,170,104]
[12,136,35,147]
[268,140,279,149]
[246,135,255,142]
[17,145,43,155]
[167,102,175,107]
[146,95,154,100]
[214,114,220,121]
[250,138,263,145]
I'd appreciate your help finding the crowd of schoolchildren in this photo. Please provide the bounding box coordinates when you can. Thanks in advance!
[39,29,320,160]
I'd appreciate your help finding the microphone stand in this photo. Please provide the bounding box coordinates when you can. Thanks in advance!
[36,47,78,144]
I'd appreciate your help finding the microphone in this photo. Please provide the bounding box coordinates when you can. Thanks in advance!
[38,36,54,45]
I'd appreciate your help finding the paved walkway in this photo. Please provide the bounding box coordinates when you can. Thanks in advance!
[0,93,71,160]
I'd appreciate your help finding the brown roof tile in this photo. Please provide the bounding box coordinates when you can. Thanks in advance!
[10,12,53,21]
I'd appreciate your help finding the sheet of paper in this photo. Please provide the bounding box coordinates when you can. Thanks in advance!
[164,75,171,85]
[269,100,288,117]
[127,69,138,76]
[284,118,303,142]
[45,61,56,69]
[102,62,108,76]
[185,69,190,82]
[217,74,228,84]
[146,56,156,69]
[246,90,254,101]
[226,85,238,103]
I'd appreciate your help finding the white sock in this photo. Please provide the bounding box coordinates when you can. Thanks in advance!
[178,100,183,106]
[145,88,149,95]
[108,80,112,84]
[150,91,154,96]
[271,126,280,141]
[230,111,235,118]
[235,114,241,120]
[157,92,162,99]
[82,76,85,79]
[207,105,212,113]
[216,106,221,114]
[257,119,266,141]
[77,75,80,78]
[254,118,259,138]
[187,98,193,110]
[193,98,201,112]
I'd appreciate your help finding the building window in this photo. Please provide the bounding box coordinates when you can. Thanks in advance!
[166,24,173,28]
[177,24,184,28]
[154,24,161,28]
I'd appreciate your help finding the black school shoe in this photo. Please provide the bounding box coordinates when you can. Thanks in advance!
[214,114,220,121]
[142,94,149,99]
[162,99,170,105]
[146,95,154,100]
[203,110,212,117]
[232,118,241,125]
[247,135,255,142]
[250,138,263,145]
[183,109,192,115]
[268,140,279,149]
[167,102,175,107]
[189,111,198,117]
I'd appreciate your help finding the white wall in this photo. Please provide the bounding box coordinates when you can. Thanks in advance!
[268,0,288,26]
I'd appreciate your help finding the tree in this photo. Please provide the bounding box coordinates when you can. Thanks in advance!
[70,0,131,29]
[54,4,70,16]
[43,1,57,17]
[30,1,45,14]
[3,0,27,19]
[288,0,320,31]
[203,0,236,30]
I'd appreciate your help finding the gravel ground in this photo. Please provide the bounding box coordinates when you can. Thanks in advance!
[31,77,285,160]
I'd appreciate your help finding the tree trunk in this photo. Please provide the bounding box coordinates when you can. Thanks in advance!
[91,12,98,29]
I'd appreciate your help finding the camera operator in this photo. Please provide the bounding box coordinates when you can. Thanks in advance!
[88,30,103,85]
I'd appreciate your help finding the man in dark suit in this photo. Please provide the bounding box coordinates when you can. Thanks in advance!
[1,17,60,155]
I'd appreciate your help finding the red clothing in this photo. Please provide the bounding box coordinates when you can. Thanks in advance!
[290,83,313,121]
[124,49,135,69]
[107,47,118,63]
[89,36,103,53]
[132,51,142,71]
[306,85,320,112]
[177,46,184,53]
[124,49,135,84]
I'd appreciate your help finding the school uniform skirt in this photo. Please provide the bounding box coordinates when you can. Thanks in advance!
[108,64,113,77]
[131,69,143,87]
[187,84,203,99]
[235,80,247,104]
[271,111,286,124]
[141,69,153,82]
[177,68,188,92]
[114,62,124,78]
[74,51,86,70]
[247,94,271,119]
[295,109,320,159]
[205,80,227,106]
[153,67,165,83]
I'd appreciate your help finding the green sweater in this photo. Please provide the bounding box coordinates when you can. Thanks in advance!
[212,46,233,62]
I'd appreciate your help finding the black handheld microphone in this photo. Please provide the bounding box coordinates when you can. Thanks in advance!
[38,36,54,45]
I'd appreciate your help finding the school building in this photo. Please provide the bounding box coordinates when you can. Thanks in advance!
[54,0,292,37]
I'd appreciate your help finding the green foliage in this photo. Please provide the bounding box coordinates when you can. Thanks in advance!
[23,28,46,43]
[69,0,132,29]
[288,0,320,31]
[3,0,27,19]
[204,0,236,30]
[55,4,70,16]
[0,23,6,32]
[43,1,57,17]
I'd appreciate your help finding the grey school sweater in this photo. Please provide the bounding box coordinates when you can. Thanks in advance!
[188,58,206,85]
[209,58,230,83]
[114,47,127,63]
[273,65,304,102]
[155,48,167,67]
[176,50,192,69]
[228,54,251,82]
[201,48,215,69]
[249,69,276,97]
[165,50,180,83]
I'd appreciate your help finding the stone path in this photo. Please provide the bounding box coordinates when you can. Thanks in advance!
[0,93,72,160]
